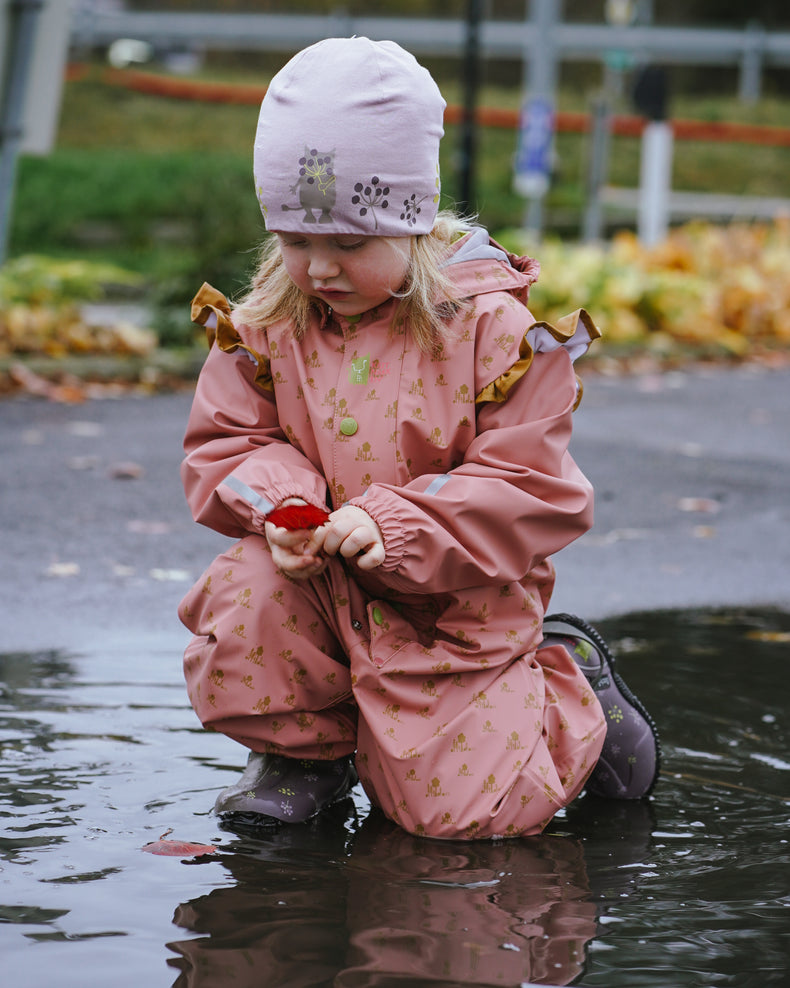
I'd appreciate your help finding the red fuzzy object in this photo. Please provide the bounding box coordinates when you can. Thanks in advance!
[266,504,331,530]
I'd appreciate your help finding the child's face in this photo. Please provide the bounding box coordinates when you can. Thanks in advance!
[276,233,411,318]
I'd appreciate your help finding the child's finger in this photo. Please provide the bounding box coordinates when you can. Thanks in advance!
[270,542,328,579]
[267,523,309,542]
[322,506,382,560]
[355,542,385,570]
[288,556,329,579]
[266,523,322,552]
[337,525,382,561]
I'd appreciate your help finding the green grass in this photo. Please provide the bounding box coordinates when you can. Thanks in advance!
[9,70,790,344]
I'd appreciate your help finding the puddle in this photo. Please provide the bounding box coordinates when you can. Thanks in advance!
[1,609,789,987]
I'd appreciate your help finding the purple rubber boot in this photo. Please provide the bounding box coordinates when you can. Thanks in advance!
[214,751,358,827]
[541,613,661,799]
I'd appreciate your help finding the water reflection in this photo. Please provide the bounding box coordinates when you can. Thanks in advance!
[168,807,602,987]
[0,651,80,864]
[168,806,353,987]
[572,608,790,987]
[341,816,596,988]
[2,608,789,987]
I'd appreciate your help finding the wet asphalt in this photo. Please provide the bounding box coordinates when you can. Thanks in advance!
[2,362,788,655]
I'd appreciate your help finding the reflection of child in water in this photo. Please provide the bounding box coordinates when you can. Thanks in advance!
[167,813,599,987]
[179,37,659,840]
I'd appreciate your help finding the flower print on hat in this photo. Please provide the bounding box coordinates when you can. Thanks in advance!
[254,37,446,237]
[351,176,390,230]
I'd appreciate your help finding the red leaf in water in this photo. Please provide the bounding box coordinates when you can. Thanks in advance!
[142,839,218,857]
[266,504,330,530]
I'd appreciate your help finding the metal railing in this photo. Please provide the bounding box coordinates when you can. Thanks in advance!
[69,10,789,102]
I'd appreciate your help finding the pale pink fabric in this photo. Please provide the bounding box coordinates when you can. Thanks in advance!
[179,234,606,839]
[253,38,445,236]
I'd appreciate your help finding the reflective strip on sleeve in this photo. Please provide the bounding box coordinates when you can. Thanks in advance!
[425,475,451,497]
[222,474,275,514]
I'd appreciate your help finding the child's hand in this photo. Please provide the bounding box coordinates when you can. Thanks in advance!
[265,499,329,580]
[321,504,385,571]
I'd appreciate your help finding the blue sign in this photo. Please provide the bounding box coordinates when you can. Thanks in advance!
[514,96,555,197]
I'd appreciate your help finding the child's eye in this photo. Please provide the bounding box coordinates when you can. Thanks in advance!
[278,235,308,249]
[335,239,365,251]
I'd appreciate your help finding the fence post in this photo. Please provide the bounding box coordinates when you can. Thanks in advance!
[583,96,612,242]
[637,121,673,245]
[515,0,561,235]
[458,0,484,215]
[739,21,765,103]
[0,0,44,265]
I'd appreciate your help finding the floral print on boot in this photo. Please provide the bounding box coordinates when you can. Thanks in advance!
[541,613,661,799]
[214,751,358,826]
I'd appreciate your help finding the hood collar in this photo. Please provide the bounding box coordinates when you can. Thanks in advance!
[443,227,540,303]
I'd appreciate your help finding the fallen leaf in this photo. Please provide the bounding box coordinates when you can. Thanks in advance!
[149,568,191,582]
[111,563,135,577]
[67,420,103,437]
[745,630,790,643]
[677,497,720,514]
[68,455,100,471]
[108,461,144,479]
[266,504,331,530]
[142,839,218,857]
[582,527,651,546]
[127,520,170,534]
[45,561,80,577]
[8,363,86,403]
[693,525,718,539]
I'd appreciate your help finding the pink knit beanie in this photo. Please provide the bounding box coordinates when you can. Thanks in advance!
[253,37,446,237]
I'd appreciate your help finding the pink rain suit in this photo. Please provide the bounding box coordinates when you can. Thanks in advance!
[179,229,606,839]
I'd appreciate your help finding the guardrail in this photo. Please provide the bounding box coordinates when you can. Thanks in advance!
[600,187,790,221]
[69,11,789,102]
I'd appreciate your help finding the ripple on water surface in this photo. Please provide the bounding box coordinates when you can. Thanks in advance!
[1,608,788,987]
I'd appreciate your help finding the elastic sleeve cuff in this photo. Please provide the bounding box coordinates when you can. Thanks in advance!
[348,490,410,572]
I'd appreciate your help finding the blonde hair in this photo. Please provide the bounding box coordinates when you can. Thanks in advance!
[233,211,472,354]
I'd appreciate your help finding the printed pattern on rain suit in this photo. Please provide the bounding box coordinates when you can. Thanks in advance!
[179,230,607,838]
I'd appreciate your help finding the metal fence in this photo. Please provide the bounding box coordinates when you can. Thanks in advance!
[69,10,790,103]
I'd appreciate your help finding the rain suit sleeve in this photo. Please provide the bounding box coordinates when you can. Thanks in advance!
[181,284,328,539]
[349,303,599,596]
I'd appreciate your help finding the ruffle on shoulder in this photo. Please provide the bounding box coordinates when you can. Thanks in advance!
[475,309,600,406]
[190,283,273,392]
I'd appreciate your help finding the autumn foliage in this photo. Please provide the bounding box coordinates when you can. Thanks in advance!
[3,219,790,391]
[504,218,790,364]
[0,255,154,359]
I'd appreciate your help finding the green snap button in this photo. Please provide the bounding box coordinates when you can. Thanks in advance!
[339,417,358,436]
[372,606,384,626]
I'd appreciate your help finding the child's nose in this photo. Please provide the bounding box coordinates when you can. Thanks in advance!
[307,249,340,281]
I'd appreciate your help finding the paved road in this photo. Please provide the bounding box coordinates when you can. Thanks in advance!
[2,363,788,656]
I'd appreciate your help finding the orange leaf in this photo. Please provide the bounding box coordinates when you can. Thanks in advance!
[142,839,218,857]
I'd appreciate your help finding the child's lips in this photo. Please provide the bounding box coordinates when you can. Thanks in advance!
[315,287,351,301]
